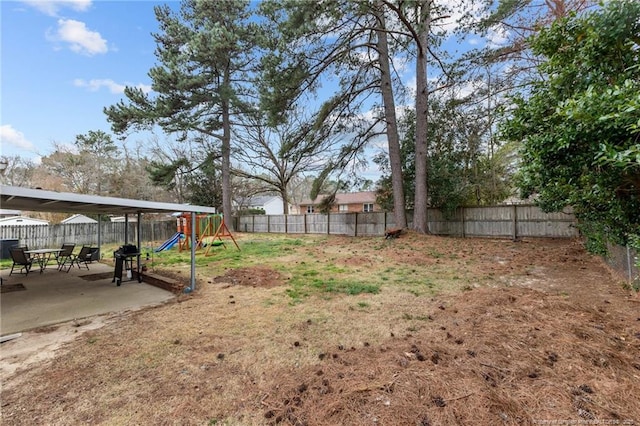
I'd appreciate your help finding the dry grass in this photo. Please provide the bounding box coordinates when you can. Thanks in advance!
[1,232,640,425]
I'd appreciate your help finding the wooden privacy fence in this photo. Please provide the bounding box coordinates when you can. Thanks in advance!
[235,204,579,239]
[0,221,176,249]
[235,205,640,283]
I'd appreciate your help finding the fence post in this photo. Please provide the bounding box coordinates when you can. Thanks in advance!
[267,215,271,233]
[461,207,466,238]
[512,205,518,241]
[327,212,330,235]
[627,245,632,282]
[285,214,288,234]
[355,212,358,237]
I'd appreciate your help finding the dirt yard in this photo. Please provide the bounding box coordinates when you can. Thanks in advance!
[1,233,639,425]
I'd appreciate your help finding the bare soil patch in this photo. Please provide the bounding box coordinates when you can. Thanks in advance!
[1,234,639,425]
[212,266,284,288]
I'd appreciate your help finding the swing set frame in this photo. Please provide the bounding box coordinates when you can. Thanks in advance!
[176,213,239,255]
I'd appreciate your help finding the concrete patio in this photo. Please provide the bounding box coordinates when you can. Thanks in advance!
[1,260,175,336]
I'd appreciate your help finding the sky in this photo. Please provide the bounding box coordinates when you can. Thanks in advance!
[1,0,503,178]
[1,0,171,161]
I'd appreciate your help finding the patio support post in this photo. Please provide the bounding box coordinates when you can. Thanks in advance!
[124,214,129,244]
[137,212,142,281]
[97,214,102,259]
[189,212,196,292]
[136,212,141,251]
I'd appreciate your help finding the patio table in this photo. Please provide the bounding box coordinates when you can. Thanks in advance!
[25,248,64,273]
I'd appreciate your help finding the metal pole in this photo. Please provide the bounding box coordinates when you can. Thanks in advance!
[137,212,142,282]
[627,245,632,283]
[97,214,102,259]
[124,214,129,244]
[136,213,141,249]
[189,212,196,292]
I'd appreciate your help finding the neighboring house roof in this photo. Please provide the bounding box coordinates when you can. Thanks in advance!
[335,191,377,204]
[247,196,279,207]
[0,216,49,226]
[61,214,98,224]
[299,191,377,205]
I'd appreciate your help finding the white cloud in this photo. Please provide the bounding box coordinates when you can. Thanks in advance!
[49,18,107,56]
[0,125,36,152]
[436,0,487,34]
[73,78,124,93]
[487,25,509,47]
[21,0,92,17]
[73,78,152,94]
[454,81,476,99]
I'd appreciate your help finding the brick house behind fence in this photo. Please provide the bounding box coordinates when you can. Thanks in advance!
[298,191,380,214]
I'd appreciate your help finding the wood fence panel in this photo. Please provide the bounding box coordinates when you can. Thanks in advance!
[329,213,353,235]
[50,224,97,247]
[236,216,252,233]
[140,221,174,243]
[265,215,286,233]
[515,205,577,238]
[427,208,464,236]
[234,205,578,239]
[286,215,306,234]
[0,225,49,248]
[463,206,513,238]
[354,212,385,236]
[0,221,175,249]
[306,215,328,234]
[250,216,269,233]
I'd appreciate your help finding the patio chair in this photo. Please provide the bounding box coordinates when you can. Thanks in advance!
[63,245,93,272]
[9,247,33,276]
[56,243,75,270]
[17,245,30,259]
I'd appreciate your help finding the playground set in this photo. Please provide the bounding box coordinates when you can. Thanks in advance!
[155,213,239,256]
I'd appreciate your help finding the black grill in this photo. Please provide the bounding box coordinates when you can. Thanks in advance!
[113,244,141,286]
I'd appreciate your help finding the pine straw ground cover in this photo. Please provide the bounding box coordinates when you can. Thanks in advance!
[1,233,639,425]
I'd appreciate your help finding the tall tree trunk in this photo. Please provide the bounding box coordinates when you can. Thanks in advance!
[280,190,289,215]
[413,0,431,234]
[221,68,234,230]
[375,1,407,229]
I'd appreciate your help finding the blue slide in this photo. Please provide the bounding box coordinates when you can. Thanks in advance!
[155,232,182,252]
